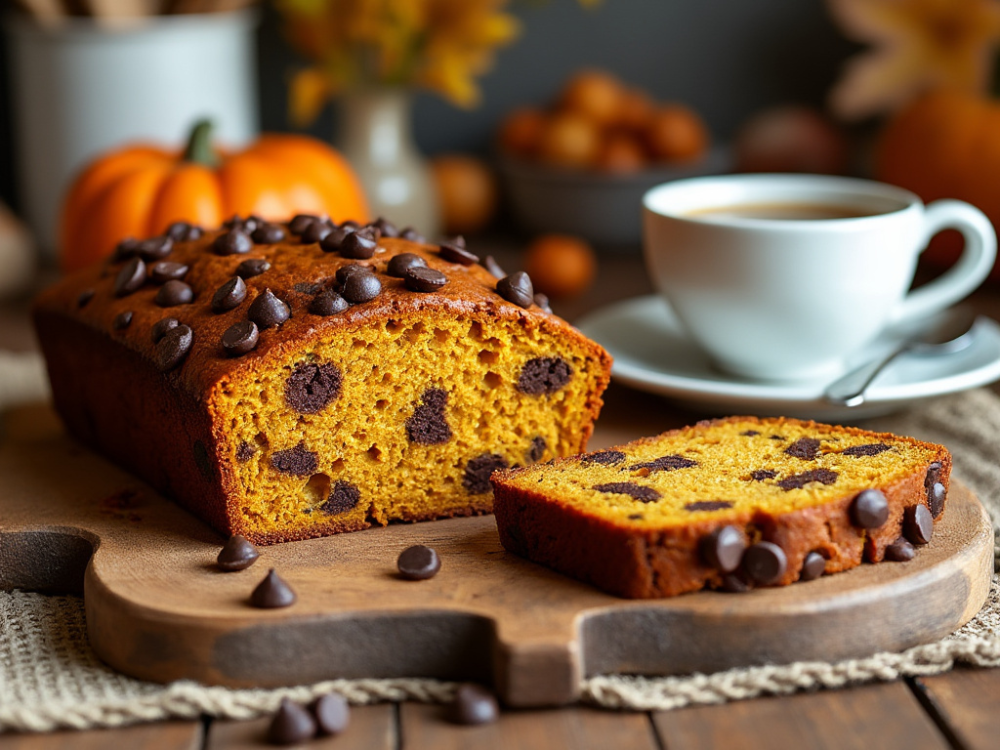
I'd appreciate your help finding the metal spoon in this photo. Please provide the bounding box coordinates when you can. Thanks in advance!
[824,306,981,407]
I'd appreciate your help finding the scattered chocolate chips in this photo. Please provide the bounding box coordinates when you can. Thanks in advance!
[221,320,259,357]
[165,221,202,242]
[582,450,626,465]
[528,436,546,463]
[136,236,173,260]
[372,217,398,237]
[449,684,499,726]
[850,489,889,529]
[211,276,247,313]
[112,311,133,330]
[309,290,350,316]
[213,229,252,256]
[785,437,821,460]
[155,280,194,307]
[400,227,425,242]
[154,324,193,371]
[288,214,320,235]
[151,317,180,343]
[482,255,506,279]
[322,481,361,515]
[463,454,509,494]
[270,444,319,476]
[300,219,333,243]
[750,469,777,481]
[148,261,189,284]
[593,482,661,503]
[340,227,379,259]
[77,288,95,308]
[335,263,370,288]
[741,430,761,437]
[405,388,452,445]
[266,699,315,745]
[248,289,290,329]
[630,454,698,473]
[517,357,572,395]
[685,501,733,511]
[777,468,839,491]
[236,441,256,462]
[114,237,139,261]
[799,551,826,581]
[404,266,448,292]
[904,504,934,545]
[885,538,916,562]
[236,258,271,278]
[533,293,552,313]
[387,252,427,277]
[397,545,441,581]
[312,693,350,736]
[285,362,342,414]
[217,534,260,572]
[114,257,146,297]
[928,482,947,519]
[497,271,534,308]
[744,541,788,586]
[700,525,744,572]
[439,238,479,265]
[252,223,287,244]
[320,226,354,253]
[341,271,382,303]
[842,443,892,457]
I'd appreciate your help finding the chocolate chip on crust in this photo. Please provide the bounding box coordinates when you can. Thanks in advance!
[252,223,287,244]
[850,489,889,529]
[517,357,572,395]
[404,266,448,293]
[309,290,350,316]
[842,443,892,457]
[593,482,661,503]
[439,238,479,265]
[288,214,320,235]
[285,362,342,414]
[154,324,193,371]
[482,255,506,279]
[340,227,379,259]
[785,437,821,459]
[149,261,189,284]
[744,542,787,585]
[165,221,203,242]
[300,219,333,244]
[533,293,552,313]
[270,444,319,476]
[248,289,290,329]
[321,480,361,515]
[211,276,248,313]
[799,551,826,581]
[77,289,95,307]
[777,468,839,491]
[463,454,509,494]
[885,537,916,561]
[114,257,146,297]
[700,525,744,572]
[497,272,534,308]
[136,236,173,260]
[236,258,271,278]
[928,482,947,519]
[405,388,452,445]
[387,252,427,277]
[372,217,399,238]
[213,229,252,256]
[341,272,382,303]
[113,311,133,330]
[904,504,934,545]
[155,280,194,307]
[685,501,733,511]
[221,320,259,356]
[151,317,180,343]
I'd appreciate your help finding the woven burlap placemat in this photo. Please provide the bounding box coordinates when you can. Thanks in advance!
[3,384,1000,732]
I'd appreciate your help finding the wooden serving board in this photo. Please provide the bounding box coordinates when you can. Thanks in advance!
[0,410,993,708]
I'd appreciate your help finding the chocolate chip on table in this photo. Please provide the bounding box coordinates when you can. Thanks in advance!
[399,226,425,243]
[250,569,297,609]
[270,444,319,475]
[148,261,189,284]
[285,362,342,414]
[341,271,382,303]
[482,255,506,279]
[397,544,441,580]
[785,437,821,460]
[136,236,173,260]
[312,693,350,736]
[463,454,509,494]
[248,289,290,329]
[340,227,379,259]
[517,357,572,395]
[850,489,889,529]
[154,324,193,371]
[300,219,333,243]
[320,226,355,253]
[449,683,499,725]
[77,288,95,307]
[155,280,194,307]
[372,217,399,237]
[744,541,788,585]
[582,450,625,465]
[288,213,320,236]
[252,223,287,244]
[309,290,350,316]
[165,221,202,242]
[439,238,479,265]
[885,537,916,562]
[700,525,744,572]
[217,534,260,572]
[593,481,661,502]
[685,500,733,511]
[211,276,248,313]
[777,468,839,491]
[404,266,448,292]
[236,258,271,278]
[151,317,180,343]
[842,443,892,457]
[497,271,534,308]
[322,480,361,515]
[904,504,934,545]
[406,388,452,444]
[114,257,146,297]
[387,252,427,277]
[267,698,316,745]
[799,551,826,581]
[533,293,552,313]
[221,320,259,356]
[113,311,133,330]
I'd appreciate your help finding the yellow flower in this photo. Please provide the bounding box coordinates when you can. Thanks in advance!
[828,0,1000,119]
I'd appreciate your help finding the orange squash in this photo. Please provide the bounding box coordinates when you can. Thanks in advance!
[59,120,370,272]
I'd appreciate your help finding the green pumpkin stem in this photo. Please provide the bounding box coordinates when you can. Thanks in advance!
[183,119,219,167]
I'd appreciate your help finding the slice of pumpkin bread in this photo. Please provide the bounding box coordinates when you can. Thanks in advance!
[491,417,950,598]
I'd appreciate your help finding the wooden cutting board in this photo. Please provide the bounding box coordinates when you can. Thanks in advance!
[0,408,993,708]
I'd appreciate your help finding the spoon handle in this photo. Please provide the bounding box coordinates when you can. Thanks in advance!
[824,346,910,407]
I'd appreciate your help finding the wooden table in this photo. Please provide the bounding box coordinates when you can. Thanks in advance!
[3,250,1000,749]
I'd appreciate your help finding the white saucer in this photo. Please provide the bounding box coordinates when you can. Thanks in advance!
[575,296,1000,420]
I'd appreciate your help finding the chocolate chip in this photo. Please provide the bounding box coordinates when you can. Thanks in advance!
[301,219,333,243]
[404,266,448,292]
[148,261,189,284]
[114,257,146,297]
[497,271,534,308]
[155,280,194,307]
[406,388,452,444]
[285,362,342,414]
[252,224,287,244]
[904,504,934,545]
[154,324,193,371]
[769,434,785,441]
[449,684,499,725]
[225,214,259,233]
[213,229,252,256]
[387,252,427,277]
[744,542,787,585]
[533,293,552,313]
[628,513,644,520]
[371,217,398,237]
[528,437,546,463]
[77,289,95,307]
[335,263,371,288]
[321,481,360,515]
[236,441,256,462]
[929,482,946,518]
[800,551,826,581]
[312,693,349,736]
[593,482,661,502]
[750,469,777,481]
[113,311,133,330]
[309,290,350,316]
[463,454,509,494]
[341,272,382,303]
[267,698,315,744]
[777,468,839,491]
[151,317,180,343]
[842,443,892,457]
[217,534,260,572]
[483,255,506,279]
[289,214,320,235]
[339,227,379,259]
[210,276,247,313]
[719,571,753,593]
[400,227,425,242]
[685,501,733,511]
[517,357,572,395]
[630,454,698,473]
[850,489,889,529]
[582,450,625,465]
[165,221,202,242]
[925,461,942,489]
[319,226,355,253]
[236,258,271,278]
[248,289,290,329]
[785,437,821,460]
[439,239,479,265]
[885,538,916,562]
[397,545,441,580]
[741,430,761,437]
[114,237,139,261]
[221,320,259,356]
[136,236,173,260]
[270,444,318,476]
[700,525,744,572]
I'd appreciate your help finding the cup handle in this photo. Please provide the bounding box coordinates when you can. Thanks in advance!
[890,199,996,324]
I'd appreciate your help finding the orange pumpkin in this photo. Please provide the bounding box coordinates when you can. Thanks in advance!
[59,120,370,272]
[876,89,1000,280]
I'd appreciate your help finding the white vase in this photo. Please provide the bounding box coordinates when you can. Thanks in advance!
[336,89,441,238]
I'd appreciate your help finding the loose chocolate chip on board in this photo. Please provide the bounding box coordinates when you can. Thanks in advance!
[221,320,259,356]
[630,454,698,473]
[387,252,427,277]
[151,317,180,343]
[112,311,133,330]
[463,454,509,494]
[236,258,271,278]
[403,266,448,292]
[252,223,287,244]
[267,699,316,745]
[497,271,534,308]
[285,362,342,414]
[700,525,744,572]
[842,443,892,457]
[397,545,441,580]
[777,468,839,491]
[533,293,553,313]
[405,388,452,444]
[341,272,382,303]
[799,551,827,581]
[340,227,379,259]
[929,482,947,518]
[77,289,95,307]
[309,290,350,316]
[248,289,290,329]
[301,219,333,243]
[449,684,499,725]
[685,500,733,511]
[482,255,506,279]
[155,280,194,307]
[850,489,890,529]
[593,482,661,503]
[217,535,260,572]
[582,450,626,465]
[289,214,320,235]
[439,239,479,265]
[400,226,425,242]
[211,276,248,313]
[321,481,361,515]
[904,504,934,545]
[750,469,777,481]
[136,236,173,260]
[213,229,252,256]
[528,436,546,463]
[312,693,350,736]
[785,437,821,459]
[154,324,193,371]
[114,257,146,297]
[517,357,572,395]
[885,538,916,561]
[236,441,256,462]
[270,444,319,476]
[148,261,189,284]
[744,542,788,585]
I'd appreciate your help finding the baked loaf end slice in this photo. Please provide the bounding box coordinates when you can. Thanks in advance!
[34,220,611,544]
[491,417,951,598]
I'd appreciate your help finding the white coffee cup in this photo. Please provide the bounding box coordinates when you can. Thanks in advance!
[643,174,997,381]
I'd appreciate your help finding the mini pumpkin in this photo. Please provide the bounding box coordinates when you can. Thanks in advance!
[59,120,370,272]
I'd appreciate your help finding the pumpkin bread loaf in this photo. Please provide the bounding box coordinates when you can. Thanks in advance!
[491,417,950,598]
[34,217,612,544]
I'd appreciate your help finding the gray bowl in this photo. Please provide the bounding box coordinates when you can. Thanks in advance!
[499,147,732,247]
